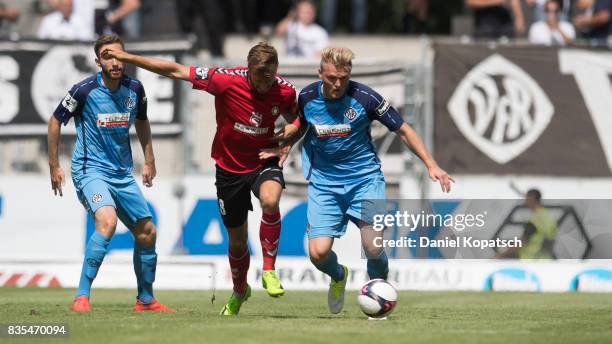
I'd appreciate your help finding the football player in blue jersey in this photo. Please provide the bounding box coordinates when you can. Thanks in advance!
[262,47,453,314]
[47,34,175,313]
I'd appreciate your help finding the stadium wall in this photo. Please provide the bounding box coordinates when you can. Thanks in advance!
[1,176,611,292]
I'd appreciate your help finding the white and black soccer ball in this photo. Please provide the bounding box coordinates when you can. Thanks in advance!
[358,279,398,318]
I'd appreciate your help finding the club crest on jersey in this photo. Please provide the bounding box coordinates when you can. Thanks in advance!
[271,105,280,117]
[249,112,263,127]
[344,107,358,121]
[92,193,103,203]
[125,96,135,110]
[195,67,209,80]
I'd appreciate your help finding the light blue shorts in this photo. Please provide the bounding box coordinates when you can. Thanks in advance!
[307,174,386,239]
[73,173,152,229]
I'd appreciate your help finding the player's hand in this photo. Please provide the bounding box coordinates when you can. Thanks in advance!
[101,46,129,61]
[142,161,156,187]
[259,145,292,167]
[270,123,299,143]
[50,165,65,197]
[427,163,454,193]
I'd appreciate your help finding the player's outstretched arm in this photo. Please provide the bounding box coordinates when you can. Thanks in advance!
[135,119,156,187]
[395,123,454,193]
[102,46,190,81]
[47,115,65,197]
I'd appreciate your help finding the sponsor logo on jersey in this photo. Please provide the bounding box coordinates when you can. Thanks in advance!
[234,122,269,136]
[271,105,280,117]
[313,124,352,138]
[249,112,263,127]
[344,107,358,121]
[195,67,209,80]
[97,113,130,128]
[91,193,103,203]
[376,99,391,117]
[125,96,135,110]
[447,54,553,164]
[62,93,78,113]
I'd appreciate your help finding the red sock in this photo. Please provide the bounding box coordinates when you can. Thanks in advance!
[260,211,281,271]
[228,246,250,295]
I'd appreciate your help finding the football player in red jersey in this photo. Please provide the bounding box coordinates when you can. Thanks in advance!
[102,43,299,315]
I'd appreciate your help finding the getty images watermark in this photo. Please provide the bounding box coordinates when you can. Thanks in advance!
[371,210,522,250]
[362,199,605,259]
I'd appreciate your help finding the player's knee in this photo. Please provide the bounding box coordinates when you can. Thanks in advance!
[308,246,329,264]
[363,244,383,259]
[97,216,117,235]
[259,196,279,214]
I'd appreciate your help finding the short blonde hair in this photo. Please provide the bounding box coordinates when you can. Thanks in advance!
[320,47,355,72]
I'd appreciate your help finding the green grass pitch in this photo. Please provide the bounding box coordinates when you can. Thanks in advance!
[1,288,611,344]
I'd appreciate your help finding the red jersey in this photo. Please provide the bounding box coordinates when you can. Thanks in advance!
[189,65,297,173]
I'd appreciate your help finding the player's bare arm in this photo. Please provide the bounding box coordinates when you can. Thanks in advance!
[395,122,454,193]
[102,46,190,81]
[135,118,156,187]
[260,122,309,167]
[47,114,65,197]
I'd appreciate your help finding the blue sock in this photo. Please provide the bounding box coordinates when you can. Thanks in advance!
[367,250,389,280]
[76,232,110,298]
[133,245,157,304]
[312,250,345,282]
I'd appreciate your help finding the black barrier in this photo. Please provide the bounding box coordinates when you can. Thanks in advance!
[434,43,612,177]
[0,39,191,136]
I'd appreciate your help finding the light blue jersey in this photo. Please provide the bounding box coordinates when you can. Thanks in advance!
[299,80,403,186]
[54,72,147,180]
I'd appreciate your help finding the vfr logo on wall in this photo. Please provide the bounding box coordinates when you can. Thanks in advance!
[483,268,541,292]
[447,54,554,164]
[570,268,612,292]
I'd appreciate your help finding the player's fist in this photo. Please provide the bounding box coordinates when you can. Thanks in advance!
[270,123,299,143]
[50,166,65,197]
[142,161,156,187]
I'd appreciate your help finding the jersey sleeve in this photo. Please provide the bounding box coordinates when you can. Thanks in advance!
[189,65,228,96]
[361,85,404,131]
[53,84,87,125]
[282,85,297,114]
[136,82,148,120]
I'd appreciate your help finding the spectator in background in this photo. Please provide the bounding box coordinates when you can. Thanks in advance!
[276,0,329,58]
[529,0,575,45]
[37,0,94,40]
[526,0,571,22]
[403,0,428,34]
[574,0,612,43]
[496,189,557,259]
[321,0,367,33]
[95,0,141,38]
[0,2,19,37]
[466,0,525,39]
[176,0,225,57]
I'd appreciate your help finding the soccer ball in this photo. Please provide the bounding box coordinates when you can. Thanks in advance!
[357,279,398,318]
